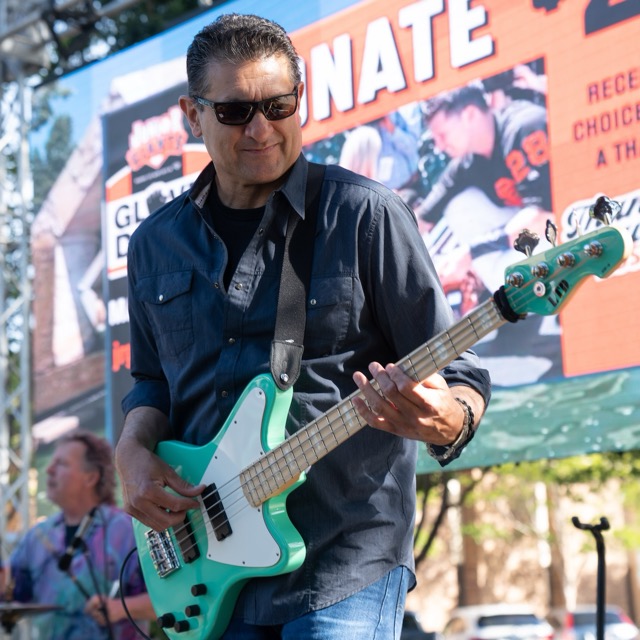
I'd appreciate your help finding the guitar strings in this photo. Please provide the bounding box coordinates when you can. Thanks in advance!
[160,273,562,557]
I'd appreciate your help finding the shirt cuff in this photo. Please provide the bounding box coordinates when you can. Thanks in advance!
[121,378,171,418]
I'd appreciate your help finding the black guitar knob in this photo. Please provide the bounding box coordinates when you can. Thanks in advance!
[157,613,176,628]
[191,583,207,596]
[185,604,201,617]
[174,620,191,633]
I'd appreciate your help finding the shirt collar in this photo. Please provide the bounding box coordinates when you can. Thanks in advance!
[189,154,310,220]
[277,153,308,220]
[189,162,216,210]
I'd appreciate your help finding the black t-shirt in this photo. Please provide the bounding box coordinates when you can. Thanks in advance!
[206,185,265,290]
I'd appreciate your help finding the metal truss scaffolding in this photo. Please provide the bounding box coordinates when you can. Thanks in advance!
[0,62,33,566]
[0,0,117,563]
[0,0,202,563]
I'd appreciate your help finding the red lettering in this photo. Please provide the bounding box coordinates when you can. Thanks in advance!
[494,177,523,207]
[112,340,131,372]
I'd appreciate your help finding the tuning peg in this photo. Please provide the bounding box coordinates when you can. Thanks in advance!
[545,220,558,246]
[513,229,540,257]
[589,195,621,226]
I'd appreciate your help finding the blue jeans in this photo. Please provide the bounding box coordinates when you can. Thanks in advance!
[222,566,411,639]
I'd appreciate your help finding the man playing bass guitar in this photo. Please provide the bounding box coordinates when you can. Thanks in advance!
[115,13,491,640]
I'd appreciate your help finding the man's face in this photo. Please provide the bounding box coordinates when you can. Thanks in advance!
[180,54,303,207]
[428,109,473,158]
[46,441,96,509]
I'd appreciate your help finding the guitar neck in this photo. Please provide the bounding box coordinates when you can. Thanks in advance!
[241,296,507,507]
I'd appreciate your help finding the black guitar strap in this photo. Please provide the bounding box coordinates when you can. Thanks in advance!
[270,162,326,391]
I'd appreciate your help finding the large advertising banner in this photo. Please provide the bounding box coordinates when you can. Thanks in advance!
[103,84,209,434]
[294,0,640,385]
[292,0,640,470]
[30,0,640,474]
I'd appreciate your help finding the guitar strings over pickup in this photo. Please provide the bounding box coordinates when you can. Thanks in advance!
[202,482,233,541]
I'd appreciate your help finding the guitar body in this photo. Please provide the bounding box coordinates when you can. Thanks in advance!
[132,374,306,640]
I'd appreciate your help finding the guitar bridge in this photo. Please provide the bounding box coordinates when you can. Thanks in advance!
[145,514,200,578]
[146,528,180,578]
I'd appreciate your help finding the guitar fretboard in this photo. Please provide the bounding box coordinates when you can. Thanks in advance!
[240,296,506,507]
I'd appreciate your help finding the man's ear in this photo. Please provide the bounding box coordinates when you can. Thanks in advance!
[461,104,477,126]
[85,468,100,492]
[179,95,203,138]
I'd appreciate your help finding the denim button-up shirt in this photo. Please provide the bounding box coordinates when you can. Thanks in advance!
[123,154,490,624]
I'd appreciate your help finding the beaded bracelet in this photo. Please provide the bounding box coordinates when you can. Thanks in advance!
[425,397,475,462]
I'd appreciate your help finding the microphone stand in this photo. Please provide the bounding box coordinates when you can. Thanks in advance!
[61,560,115,640]
[80,540,115,640]
[61,565,92,601]
[60,533,115,639]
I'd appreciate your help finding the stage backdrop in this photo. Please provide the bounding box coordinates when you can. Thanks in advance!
[30,0,640,473]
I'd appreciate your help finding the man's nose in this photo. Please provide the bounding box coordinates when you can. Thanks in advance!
[244,110,274,140]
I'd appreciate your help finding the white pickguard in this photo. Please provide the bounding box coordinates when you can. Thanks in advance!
[198,387,282,568]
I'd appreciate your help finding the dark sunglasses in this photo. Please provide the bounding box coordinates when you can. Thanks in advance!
[193,87,299,126]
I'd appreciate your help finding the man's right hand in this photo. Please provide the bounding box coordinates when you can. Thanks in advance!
[115,407,204,531]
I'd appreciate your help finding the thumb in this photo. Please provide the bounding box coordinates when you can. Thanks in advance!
[420,371,448,390]
[164,468,205,498]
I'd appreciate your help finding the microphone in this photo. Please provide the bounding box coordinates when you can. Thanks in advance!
[58,507,98,571]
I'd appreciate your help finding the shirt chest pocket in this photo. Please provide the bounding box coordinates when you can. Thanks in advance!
[306,276,353,355]
[135,271,194,357]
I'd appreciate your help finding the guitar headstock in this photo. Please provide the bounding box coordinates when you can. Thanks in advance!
[501,206,632,318]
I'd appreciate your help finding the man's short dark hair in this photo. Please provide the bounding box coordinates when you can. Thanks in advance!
[423,84,489,121]
[186,14,302,100]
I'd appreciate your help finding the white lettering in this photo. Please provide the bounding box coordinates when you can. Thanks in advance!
[357,17,407,104]
[399,0,445,82]
[449,0,494,68]
[299,0,497,126]
[106,174,194,280]
[108,297,129,327]
[310,34,354,120]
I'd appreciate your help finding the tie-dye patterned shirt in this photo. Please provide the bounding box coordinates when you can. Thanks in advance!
[10,504,148,640]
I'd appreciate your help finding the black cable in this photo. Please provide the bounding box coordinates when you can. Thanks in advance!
[119,546,152,640]
[82,541,114,640]
[83,505,114,639]
[59,506,114,639]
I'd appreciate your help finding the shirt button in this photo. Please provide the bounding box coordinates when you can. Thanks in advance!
[228,338,236,345]
[221,390,229,398]
[214,282,220,289]
[235,283,243,290]
[310,298,317,306]
[158,294,164,302]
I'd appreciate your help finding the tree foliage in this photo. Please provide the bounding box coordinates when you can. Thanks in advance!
[30,119,73,212]
[100,0,206,53]
[412,449,640,570]
[41,0,213,81]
